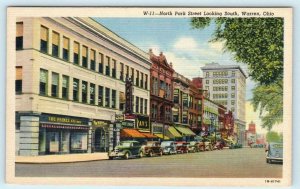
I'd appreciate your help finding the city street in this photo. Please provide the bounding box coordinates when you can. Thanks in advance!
[15,148,282,178]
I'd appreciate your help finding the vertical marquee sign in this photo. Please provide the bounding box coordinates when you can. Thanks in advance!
[125,77,133,114]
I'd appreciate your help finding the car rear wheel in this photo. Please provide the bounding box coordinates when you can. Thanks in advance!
[159,150,163,156]
[109,156,113,160]
[123,152,129,160]
[139,151,144,158]
[149,151,153,157]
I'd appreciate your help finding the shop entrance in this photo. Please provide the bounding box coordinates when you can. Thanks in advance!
[94,128,107,152]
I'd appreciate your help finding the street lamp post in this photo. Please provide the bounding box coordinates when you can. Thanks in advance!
[210,116,215,144]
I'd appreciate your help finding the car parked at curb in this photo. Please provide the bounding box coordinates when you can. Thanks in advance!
[108,140,143,160]
[175,141,189,153]
[188,141,199,153]
[141,141,163,157]
[161,141,177,155]
[266,142,283,164]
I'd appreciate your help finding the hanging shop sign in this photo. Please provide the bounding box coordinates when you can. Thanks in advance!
[136,115,150,131]
[40,114,89,125]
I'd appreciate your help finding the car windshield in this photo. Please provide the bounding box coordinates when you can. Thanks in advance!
[161,142,171,147]
[270,143,283,149]
[120,142,132,147]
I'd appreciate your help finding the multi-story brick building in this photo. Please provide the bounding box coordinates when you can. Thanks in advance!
[149,50,174,140]
[15,17,151,156]
[172,72,196,140]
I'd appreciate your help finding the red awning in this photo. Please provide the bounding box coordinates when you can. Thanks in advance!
[141,132,158,138]
[121,128,146,138]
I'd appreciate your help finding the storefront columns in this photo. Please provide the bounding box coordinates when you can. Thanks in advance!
[88,127,92,153]
[19,114,40,156]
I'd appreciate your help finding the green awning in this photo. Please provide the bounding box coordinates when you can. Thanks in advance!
[167,127,182,138]
[174,126,196,136]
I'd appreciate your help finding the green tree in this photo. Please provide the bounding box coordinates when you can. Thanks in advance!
[191,17,283,85]
[266,131,282,142]
[191,18,284,130]
[252,80,283,131]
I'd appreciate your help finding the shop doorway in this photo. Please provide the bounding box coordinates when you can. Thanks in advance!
[94,128,106,152]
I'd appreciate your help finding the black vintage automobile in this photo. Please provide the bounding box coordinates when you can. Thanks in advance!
[108,140,144,160]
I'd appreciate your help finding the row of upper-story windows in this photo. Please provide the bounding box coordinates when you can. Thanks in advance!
[16,23,148,90]
[205,71,236,78]
[38,68,148,114]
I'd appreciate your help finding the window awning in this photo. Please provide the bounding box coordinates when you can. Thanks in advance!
[154,133,170,140]
[167,127,182,138]
[174,126,196,136]
[141,132,158,139]
[120,128,146,138]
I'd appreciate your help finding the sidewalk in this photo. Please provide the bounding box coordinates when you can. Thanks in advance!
[16,153,108,164]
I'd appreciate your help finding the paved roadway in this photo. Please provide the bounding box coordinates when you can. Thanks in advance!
[15,148,282,178]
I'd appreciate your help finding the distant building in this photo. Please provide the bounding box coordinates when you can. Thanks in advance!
[201,63,247,145]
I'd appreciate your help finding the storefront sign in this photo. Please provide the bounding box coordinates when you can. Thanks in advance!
[40,114,89,125]
[125,114,136,119]
[115,114,124,121]
[152,123,163,133]
[136,115,150,131]
[92,119,109,127]
[121,120,134,128]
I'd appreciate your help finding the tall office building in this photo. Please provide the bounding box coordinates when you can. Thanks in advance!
[201,63,247,144]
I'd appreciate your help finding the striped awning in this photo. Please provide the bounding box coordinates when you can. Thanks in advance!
[154,133,170,140]
[141,132,158,139]
[41,124,89,130]
[121,128,146,138]
[167,127,182,138]
[174,126,196,136]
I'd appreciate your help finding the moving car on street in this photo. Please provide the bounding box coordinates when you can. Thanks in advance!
[141,141,163,157]
[266,142,283,164]
[161,141,177,155]
[108,140,144,160]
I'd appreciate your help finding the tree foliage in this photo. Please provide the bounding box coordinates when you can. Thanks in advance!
[252,80,283,131]
[191,17,283,85]
[266,131,282,143]
[191,17,284,130]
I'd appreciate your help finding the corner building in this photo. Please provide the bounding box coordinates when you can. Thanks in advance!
[15,17,151,156]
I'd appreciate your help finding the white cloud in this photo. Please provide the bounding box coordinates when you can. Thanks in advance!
[174,37,198,51]
[208,41,226,53]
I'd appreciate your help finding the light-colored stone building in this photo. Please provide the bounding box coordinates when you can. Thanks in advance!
[201,63,246,145]
[15,17,151,156]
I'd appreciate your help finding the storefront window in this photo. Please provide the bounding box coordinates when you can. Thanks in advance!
[105,87,110,108]
[39,69,48,96]
[47,131,60,153]
[71,132,88,151]
[61,131,70,153]
[62,75,69,99]
[90,83,95,104]
[82,81,87,103]
[111,89,116,109]
[73,78,79,101]
[98,85,103,106]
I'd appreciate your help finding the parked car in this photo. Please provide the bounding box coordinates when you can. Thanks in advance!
[266,142,283,164]
[141,141,163,157]
[188,141,200,152]
[175,141,189,153]
[161,141,177,155]
[108,140,143,160]
[204,141,213,151]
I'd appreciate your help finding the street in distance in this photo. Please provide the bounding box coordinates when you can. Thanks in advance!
[143,11,275,17]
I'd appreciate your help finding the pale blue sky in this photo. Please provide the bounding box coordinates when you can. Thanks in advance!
[94,18,256,100]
